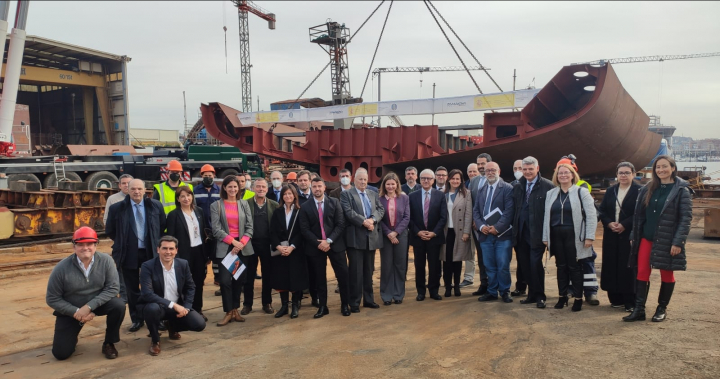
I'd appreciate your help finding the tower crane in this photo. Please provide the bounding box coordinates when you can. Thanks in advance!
[572,52,720,66]
[232,1,275,113]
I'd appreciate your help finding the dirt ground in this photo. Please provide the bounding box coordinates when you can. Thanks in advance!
[1,203,719,378]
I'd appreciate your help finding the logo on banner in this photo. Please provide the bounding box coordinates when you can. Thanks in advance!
[447,102,466,107]
[391,104,397,111]
[330,110,343,115]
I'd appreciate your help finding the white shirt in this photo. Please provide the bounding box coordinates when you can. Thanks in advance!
[76,255,95,279]
[299,189,312,199]
[485,181,498,207]
[163,261,180,309]
[616,186,629,222]
[182,211,203,247]
[446,195,455,229]
[103,192,127,224]
[314,196,325,213]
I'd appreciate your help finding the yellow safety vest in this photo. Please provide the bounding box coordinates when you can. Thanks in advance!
[240,189,255,200]
[577,180,592,192]
[154,181,194,215]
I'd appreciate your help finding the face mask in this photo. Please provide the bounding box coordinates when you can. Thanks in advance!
[340,177,351,186]
[271,179,282,188]
[202,177,214,187]
[514,171,523,180]
[169,173,181,182]
[245,181,252,190]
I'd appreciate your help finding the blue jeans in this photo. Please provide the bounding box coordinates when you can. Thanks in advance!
[480,235,513,296]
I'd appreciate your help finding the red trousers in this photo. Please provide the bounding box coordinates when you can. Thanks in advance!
[637,238,675,283]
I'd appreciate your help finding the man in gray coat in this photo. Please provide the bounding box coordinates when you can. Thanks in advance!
[46,227,125,361]
[340,168,385,312]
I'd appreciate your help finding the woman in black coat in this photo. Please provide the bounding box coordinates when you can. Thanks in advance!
[166,186,211,319]
[598,162,641,312]
[269,185,308,319]
[624,155,692,323]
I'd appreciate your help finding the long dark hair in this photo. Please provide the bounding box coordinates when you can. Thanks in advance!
[279,185,300,209]
[220,175,241,200]
[644,155,677,206]
[445,169,467,197]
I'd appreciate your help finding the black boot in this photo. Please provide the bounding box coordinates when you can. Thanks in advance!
[444,287,452,298]
[652,282,675,322]
[290,291,300,319]
[554,296,568,309]
[454,285,461,297]
[275,292,289,318]
[623,280,649,322]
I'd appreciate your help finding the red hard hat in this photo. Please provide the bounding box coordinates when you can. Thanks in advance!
[286,172,297,180]
[167,160,183,171]
[73,226,99,244]
[556,158,578,173]
[200,164,215,174]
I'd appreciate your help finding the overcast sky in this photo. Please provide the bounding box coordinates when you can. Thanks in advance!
[15,1,720,139]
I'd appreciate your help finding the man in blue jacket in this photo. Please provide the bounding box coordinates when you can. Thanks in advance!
[472,162,515,303]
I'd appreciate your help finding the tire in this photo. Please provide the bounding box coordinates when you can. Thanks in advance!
[7,173,41,188]
[42,172,82,189]
[218,168,240,179]
[84,171,119,190]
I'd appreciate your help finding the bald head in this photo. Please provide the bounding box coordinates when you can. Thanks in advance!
[129,179,146,203]
[467,163,479,179]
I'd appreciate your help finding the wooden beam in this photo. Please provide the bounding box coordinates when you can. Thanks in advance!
[1,65,105,87]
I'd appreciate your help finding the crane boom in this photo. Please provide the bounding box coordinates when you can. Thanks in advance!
[233,0,275,113]
[572,52,720,66]
[373,65,490,76]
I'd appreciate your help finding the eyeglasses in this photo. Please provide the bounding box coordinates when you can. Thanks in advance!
[617,172,633,176]
[420,177,434,181]
[485,169,498,173]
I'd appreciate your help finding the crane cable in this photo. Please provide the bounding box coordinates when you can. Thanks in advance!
[289,1,387,108]
[223,1,228,74]
[422,0,484,95]
[426,0,503,92]
[360,1,394,99]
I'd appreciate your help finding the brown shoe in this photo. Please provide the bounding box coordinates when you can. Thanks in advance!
[240,305,252,315]
[102,343,118,359]
[232,308,245,322]
[166,322,181,340]
[262,304,274,314]
[217,311,234,327]
[149,341,161,356]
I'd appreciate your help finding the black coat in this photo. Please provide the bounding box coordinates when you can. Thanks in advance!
[106,196,166,267]
[511,176,555,249]
[166,207,211,264]
[408,189,447,246]
[629,178,692,271]
[298,196,346,254]
[269,207,308,291]
[598,183,641,293]
[137,257,195,314]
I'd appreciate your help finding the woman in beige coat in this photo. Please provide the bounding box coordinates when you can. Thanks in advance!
[441,169,474,297]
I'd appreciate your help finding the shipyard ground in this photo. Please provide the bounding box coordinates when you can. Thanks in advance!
[1,202,719,379]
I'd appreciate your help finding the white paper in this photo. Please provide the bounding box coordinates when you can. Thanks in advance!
[221,253,246,280]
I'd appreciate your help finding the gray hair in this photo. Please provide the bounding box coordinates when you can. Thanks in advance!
[420,169,435,179]
[355,168,368,176]
[617,161,636,173]
[522,156,539,167]
[118,174,134,181]
[467,163,478,170]
[270,170,283,178]
[405,166,417,174]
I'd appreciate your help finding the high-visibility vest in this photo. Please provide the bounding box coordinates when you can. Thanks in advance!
[577,180,592,192]
[154,181,194,215]
[240,189,255,200]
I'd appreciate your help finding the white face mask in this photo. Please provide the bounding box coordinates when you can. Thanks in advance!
[271,179,282,188]
[340,177,351,186]
[514,171,523,180]
[245,181,252,190]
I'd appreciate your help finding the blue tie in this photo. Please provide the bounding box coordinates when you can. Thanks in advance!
[135,203,145,248]
[484,186,494,216]
[360,192,372,219]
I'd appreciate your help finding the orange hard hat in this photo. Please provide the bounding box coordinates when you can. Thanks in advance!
[167,160,183,171]
[286,172,297,180]
[73,226,99,244]
[200,164,215,174]
[556,158,578,173]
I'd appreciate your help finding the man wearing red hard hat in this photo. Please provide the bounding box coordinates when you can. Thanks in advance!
[46,227,126,361]
[194,164,222,297]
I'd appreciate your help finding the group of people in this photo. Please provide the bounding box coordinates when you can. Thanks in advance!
[46,153,692,361]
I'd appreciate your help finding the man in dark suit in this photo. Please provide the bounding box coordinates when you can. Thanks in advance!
[138,236,206,356]
[401,166,420,195]
[511,156,554,308]
[340,168,385,312]
[106,179,166,333]
[434,166,448,192]
[269,170,285,203]
[473,162,515,303]
[408,169,447,301]
[298,177,352,318]
[466,153,492,295]
[295,170,317,306]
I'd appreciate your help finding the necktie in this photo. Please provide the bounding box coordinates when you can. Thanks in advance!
[317,201,326,240]
[423,191,430,227]
[135,203,145,245]
[525,182,534,204]
[360,192,372,218]
[484,186,494,216]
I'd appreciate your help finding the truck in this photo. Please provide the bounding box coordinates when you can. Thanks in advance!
[0,144,264,190]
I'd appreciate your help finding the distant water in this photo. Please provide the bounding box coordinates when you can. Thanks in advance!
[676,161,720,181]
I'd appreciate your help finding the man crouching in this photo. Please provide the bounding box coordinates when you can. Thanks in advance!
[138,236,206,356]
[46,227,125,360]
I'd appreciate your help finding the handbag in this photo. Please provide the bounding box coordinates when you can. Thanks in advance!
[272,210,298,257]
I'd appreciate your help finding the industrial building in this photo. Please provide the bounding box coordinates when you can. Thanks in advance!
[1,34,130,152]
